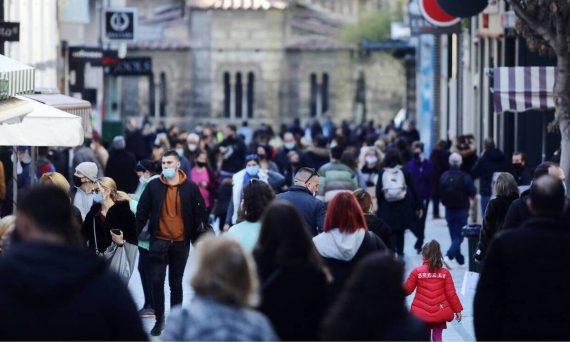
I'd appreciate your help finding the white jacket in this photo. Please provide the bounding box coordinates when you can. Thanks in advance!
[231,169,269,224]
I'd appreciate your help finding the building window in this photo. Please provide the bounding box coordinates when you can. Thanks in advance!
[309,72,330,117]
[247,72,255,118]
[223,70,256,119]
[159,72,167,117]
[223,72,231,118]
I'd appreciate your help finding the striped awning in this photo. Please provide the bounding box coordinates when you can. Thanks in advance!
[0,55,35,101]
[493,67,556,113]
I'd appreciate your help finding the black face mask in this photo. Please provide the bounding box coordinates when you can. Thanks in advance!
[73,175,84,187]
[513,163,523,170]
[196,161,207,168]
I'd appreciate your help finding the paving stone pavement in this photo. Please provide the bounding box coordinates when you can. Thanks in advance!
[127,203,476,341]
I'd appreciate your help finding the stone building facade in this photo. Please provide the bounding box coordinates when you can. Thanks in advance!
[123,0,404,128]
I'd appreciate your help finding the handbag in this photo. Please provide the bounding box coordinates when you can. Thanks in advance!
[190,221,215,244]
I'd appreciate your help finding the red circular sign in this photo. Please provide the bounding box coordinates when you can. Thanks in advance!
[420,0,460,27]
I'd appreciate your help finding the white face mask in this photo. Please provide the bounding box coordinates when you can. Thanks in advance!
[188,144,198,152]
[284,142,296,150]
[365,156,378,165]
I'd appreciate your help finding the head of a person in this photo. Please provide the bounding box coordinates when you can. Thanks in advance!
[294,167,319,194]
[95,177,128,204]
[136,159,158,181]
[39,172,71,194]
[283,132,296,149]
[404,119,416,131]
[195,150,209,168]
[0,215,16,253]
[435,139,447,151]
[330,145,344,161]
[512,152,526,167]
[322,252,408,340]
[528,175,566,217]
[244,154,260,176]
[162,149,181,179]
[201,127,213,141]
[314,135,328,149]
[15,185,81,246]
[449,152,463,168]
[288,150,301,165]
[362,147,379,167]
[340,149,358,170]
[483,138,495,151]
[412,141,424,158]
[111,136,126,150]
[395,138,408,151]
[191,236,259,307]
[324,192,367,233]
[493,172,519,199]
[174,141,186,158]
[532,162,565,182]
[186,133,200,152]
[353,189,373,215]
[381,148,402,168]
[225,124,237,138]
[255,202,327,272]
[241,180,275,222]
[73,161,99,188]
[256,145,270,160]
[422,240,443,272]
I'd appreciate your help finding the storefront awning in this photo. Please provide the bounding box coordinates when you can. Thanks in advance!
[0,55,35,100]
[24,93,93,137]
[493,67,556,113]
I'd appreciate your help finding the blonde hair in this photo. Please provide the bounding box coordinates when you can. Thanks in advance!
[0,215,16,239]
[494,172,519,198]
[191,236,259,308]
[98,177,130,202]
[40,172,70,194]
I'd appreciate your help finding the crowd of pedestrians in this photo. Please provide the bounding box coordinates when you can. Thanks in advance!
[0,117,568,340]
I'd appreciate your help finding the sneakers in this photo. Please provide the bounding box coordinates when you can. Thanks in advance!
[150,319,164,337]
[443,256,454,269]
[138,308,155,318]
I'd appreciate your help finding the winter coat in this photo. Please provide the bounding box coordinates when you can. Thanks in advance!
[255,260,328,341]
[318,161,359,202]
[429,148,450,196]
[275,146,302,173]
[406,158,434,200]
[228,169,269,225]
[82,200,138,254]
[136,172,207,245]
[471,148,508,196]
[105,149,139,193]
[276,185,326,236]
[439,167,477,210]
[364,214,392,248]
[301,147,330,171]
[474,216,570,340]
[313,229,386,300]
[404,261,463,324]
[510,165,532,186]
[376,167,421,232]
[163,296,277,341]
[0,242,147,341]
[476,195,518,260]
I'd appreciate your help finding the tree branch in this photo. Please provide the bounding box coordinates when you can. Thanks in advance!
[506,0,556,46]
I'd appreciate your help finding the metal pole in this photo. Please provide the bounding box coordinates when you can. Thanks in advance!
[0,0,5,55]
[12,146,17,214]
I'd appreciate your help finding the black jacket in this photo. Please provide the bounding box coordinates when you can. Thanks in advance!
[474,216,570,340]
[275,146,302,174]
[255,261,328,341]
[136,176,206,245]
[219,136,246,174]
[476,195,518,260]
[276,185,326,236]
[82,201,138,253]
[471,148,508,196]
[364,214,392,248]
[510,165,532,186]
[301,147,330,171]
[502,190,531,230]
[105,149,139,193]
[0,242,147,341]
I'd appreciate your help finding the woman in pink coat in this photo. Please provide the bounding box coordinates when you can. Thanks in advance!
[404,240,463,341]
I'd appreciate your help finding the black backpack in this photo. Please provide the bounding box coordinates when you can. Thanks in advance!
[440,171,466,209]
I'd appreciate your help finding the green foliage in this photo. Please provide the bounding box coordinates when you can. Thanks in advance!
[340,1,404,43]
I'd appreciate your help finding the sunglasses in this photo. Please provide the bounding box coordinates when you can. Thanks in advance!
[249,178,262,185]
[305,168,319,183]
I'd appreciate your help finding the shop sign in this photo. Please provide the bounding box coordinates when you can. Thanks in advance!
[104,8,137,41]
[0,22,20,42]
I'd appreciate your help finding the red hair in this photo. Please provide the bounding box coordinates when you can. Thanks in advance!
[324,192,368,233]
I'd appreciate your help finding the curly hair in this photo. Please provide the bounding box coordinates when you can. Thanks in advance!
[241,180,275,222]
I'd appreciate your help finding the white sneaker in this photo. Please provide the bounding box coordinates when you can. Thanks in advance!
[443,256,454,269]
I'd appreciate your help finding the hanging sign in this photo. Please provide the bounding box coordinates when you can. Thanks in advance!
[104,8,137,42]
[419,0,461,27]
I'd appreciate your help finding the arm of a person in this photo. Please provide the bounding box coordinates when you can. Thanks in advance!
[502,201,521,230]
[404,170,421,210]
[135,185,152,235]
[403,269,418,296]
[225,197,234,225]
[315,199,326,234]
[444,271,463,313]
[375,169,384,205]
[474,237,506,341]
[465,175,477,198]
[0,162,5,200]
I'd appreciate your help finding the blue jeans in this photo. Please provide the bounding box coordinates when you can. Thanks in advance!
[445,209,468,263]
[480,195,491,216]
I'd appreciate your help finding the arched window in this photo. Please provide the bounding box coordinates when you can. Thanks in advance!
[322,73,329,114]
[235,72,243,119]
[247,72,255,118]
[223,72,231,118]
[159,72,167,117]
[310,73,318,117]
